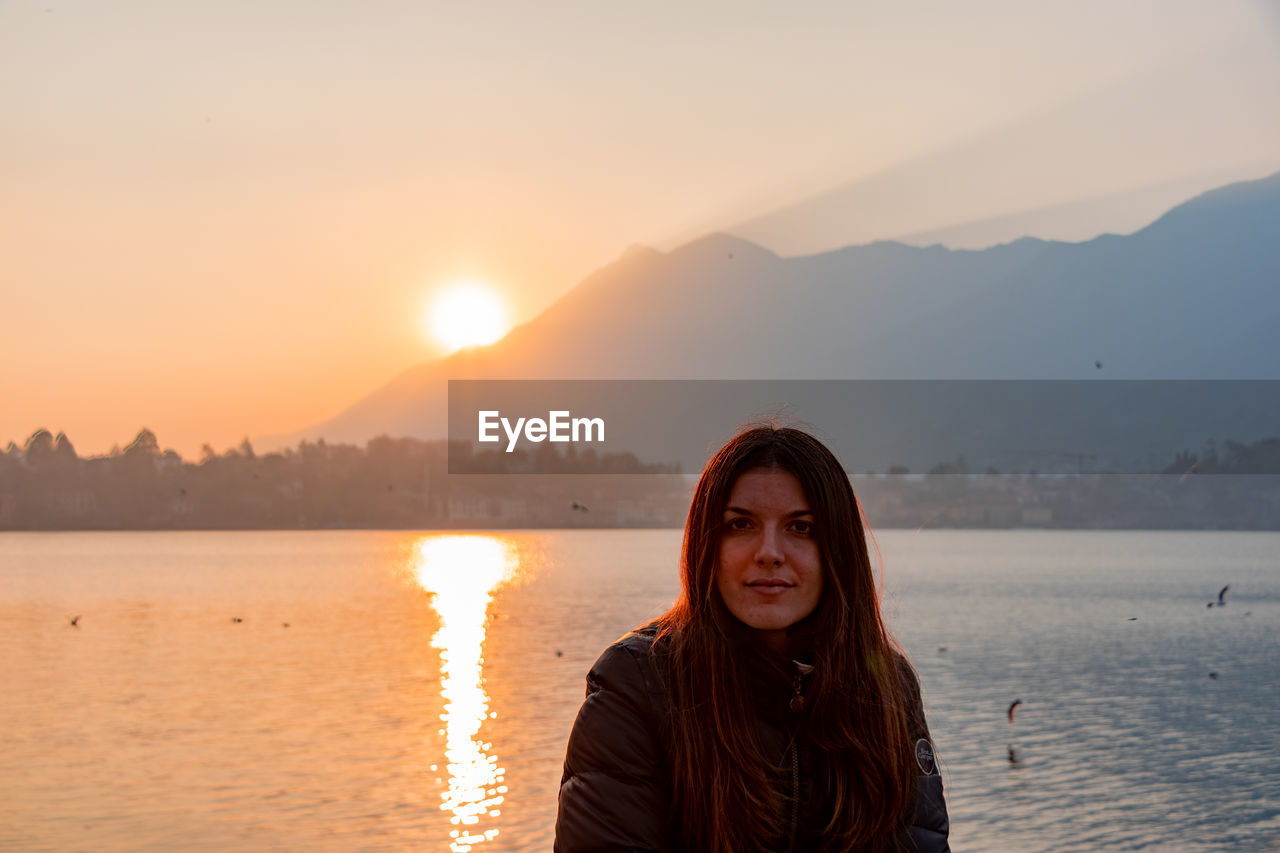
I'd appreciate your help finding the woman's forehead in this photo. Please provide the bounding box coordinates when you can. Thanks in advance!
[724,467,810,510]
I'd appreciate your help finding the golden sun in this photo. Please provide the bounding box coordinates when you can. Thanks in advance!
[426,282,510,352]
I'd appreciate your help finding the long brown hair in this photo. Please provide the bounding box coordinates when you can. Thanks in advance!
[654,425,916,852]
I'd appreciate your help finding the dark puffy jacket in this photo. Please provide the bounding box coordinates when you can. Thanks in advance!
[555,630,950,853]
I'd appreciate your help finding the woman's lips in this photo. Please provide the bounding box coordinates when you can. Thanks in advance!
[746,579,795,595]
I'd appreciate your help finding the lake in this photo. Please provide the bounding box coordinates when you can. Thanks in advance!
[2,530,1277,851]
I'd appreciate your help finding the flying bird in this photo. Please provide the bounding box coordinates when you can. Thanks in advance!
[570,502,589,512]
[1094,360,1103,370]
[1217,584,1229,606]
[69,615,81,627]
[1007,699,1023,723]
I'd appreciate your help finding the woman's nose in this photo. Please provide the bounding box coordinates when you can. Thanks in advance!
[755,528,783,566]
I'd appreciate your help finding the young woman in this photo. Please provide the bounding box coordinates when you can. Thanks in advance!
[555,426,949,852]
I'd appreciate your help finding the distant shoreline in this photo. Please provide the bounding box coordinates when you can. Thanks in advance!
[7,429,1280,532]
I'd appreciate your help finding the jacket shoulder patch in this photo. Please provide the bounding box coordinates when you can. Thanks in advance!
[914,738,938,776]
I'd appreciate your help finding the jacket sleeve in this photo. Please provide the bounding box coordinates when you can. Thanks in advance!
[900,661,951,853]
[554,640,672,853]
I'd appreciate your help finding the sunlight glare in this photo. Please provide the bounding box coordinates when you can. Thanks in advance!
[426,283,509,352]
[413,535,519,853]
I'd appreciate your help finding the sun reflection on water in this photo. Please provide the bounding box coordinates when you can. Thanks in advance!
[413,535,519,852]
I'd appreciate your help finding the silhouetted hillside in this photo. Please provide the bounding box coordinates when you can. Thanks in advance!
[273,171,1280,450]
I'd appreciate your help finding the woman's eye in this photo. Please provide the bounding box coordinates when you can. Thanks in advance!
[789,520,813,535]
[725,517,752,531]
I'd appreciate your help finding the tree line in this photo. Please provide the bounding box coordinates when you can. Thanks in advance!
[4,428,1280,530]
[0,428,684,530]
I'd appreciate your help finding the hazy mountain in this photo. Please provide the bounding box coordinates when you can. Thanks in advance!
[891,170,1267,250]
[268,171,1280,455]
[723,40,1280,256]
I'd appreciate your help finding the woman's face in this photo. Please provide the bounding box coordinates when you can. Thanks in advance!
[715,467,824,654]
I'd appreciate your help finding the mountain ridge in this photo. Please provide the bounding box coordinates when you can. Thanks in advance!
[261,170,1280,450]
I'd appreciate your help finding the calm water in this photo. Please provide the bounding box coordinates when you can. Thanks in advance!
[2,530,1277,852]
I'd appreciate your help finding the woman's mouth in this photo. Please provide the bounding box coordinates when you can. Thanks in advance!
[746,579,795,595]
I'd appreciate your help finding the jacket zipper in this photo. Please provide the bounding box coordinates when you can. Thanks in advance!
[786,662,812,852]
[788,739,800,853]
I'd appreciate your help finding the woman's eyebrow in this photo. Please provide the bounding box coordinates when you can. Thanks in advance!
[722,507,813,517]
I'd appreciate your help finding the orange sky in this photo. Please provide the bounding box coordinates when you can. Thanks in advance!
[2,1,1277,458]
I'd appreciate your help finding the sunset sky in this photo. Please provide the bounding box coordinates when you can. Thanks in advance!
[3,0,1277,458]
